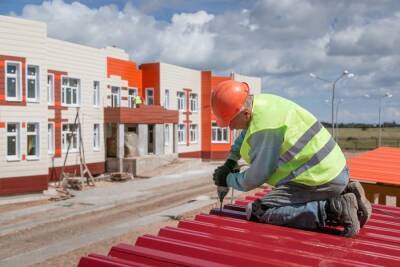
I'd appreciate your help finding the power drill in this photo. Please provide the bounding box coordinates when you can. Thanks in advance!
[217,186,229,213]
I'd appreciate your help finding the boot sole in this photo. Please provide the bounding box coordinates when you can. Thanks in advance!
[348,181,372,227]
[342,193,360,237]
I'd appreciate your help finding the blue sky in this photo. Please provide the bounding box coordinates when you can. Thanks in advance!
[1,0,399,124]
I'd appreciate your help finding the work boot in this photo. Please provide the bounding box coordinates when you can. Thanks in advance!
[246,199,265,222]
[343,181,372,227]
[326,193,360,237]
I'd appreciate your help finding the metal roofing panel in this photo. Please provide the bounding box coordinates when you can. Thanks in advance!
[348,147,400,185]
[78,187,400,267]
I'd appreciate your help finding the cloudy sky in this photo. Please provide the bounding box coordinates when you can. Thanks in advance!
[1,0,399,123]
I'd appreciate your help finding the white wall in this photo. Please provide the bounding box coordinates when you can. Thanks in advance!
[0,16,49,178]
[159,63,201,154]
[232,72,262,95]
[46,38,106,168]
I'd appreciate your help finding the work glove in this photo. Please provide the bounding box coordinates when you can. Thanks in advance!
[223,159,238,172]
[212,165,230,187]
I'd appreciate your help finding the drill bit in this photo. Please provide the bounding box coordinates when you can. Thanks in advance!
[217,186,229,214]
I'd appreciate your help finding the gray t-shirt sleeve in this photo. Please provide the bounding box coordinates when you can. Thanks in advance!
[227,129,284,191]
[227,130,247,161]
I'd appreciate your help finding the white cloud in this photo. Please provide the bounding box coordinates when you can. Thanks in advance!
[15,0,400,123]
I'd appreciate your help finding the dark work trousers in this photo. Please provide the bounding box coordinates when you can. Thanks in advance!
[253,167,349,229]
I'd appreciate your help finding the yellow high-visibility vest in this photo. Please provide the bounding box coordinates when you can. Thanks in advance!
[240,94,346,186]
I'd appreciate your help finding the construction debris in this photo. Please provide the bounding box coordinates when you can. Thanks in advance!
[110,172,133,182]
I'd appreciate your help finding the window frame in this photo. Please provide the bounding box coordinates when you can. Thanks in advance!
[145,88,154,105]
[93,123,100,151]
[93,80,100,107]
[190,93,198,112]
[164,89,170,108]
[26,122,40,160]
[6,122,20,161]
[47,73,54,105]
[26,64,40,102]
[164,124,170,146]
[5,61,22,101]
[61,76,80,107]
[190,124,198,143]
[211,121,229,143]
[111,86,121,108]
[128,87,138,108]
[177,124,186,144]
[62,123,79,153]
[48,123,55,155]
[177,91,185,111]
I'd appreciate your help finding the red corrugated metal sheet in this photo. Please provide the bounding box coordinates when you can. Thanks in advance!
[78,186,400,266]
[348,147,400,185]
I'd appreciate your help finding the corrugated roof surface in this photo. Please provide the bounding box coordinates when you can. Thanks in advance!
[348,147,400,185]
[78,186,400,267]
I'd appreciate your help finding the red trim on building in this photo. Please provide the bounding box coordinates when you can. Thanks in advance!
[107,57,142,90]
[48,162,105,182]
[179,150,229,160]
[0,162,105,195]
[0,174,48,196]
[0,122,5,128]
[48,69,68,158]
[0,55,27,106]
[183,88,192,146]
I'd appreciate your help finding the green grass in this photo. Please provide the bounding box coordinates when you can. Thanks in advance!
[333,127,400,150]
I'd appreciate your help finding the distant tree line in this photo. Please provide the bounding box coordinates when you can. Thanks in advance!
[321,121,400,128]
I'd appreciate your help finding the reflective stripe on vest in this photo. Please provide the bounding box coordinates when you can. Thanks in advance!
[240,94,346,187]
[277,121,323,167]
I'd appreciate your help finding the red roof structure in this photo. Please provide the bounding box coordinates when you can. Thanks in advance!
[348,147,400,185]
[78,186,400,266]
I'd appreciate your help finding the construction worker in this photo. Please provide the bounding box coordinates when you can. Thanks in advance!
[134,95,142,107]
[211,80,372,237]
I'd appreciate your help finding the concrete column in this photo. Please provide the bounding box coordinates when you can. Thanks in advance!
[154,124,164,155]
[116,123,125,172]
[173,123,178,154]
[137,124,148,156]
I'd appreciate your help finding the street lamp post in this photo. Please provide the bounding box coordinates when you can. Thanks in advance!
[335,98,344,142]
[310,71,354,140]
[365,92,392,147]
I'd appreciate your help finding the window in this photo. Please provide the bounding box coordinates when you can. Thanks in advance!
[177,92,185,111]
[47,74,54,105]
[6,123,20,160]
[178,124,186,144]
[93,124,100,151]
[164,124,170,145]
[48,123,54,155]
[111,86,120,107]
[164,89,170,108]
[190,93,198,112]
[212,122,229,143]
[93,81,100,107]
[27,65,39,102]
[145,88,154,105]
[128,88,138,108]
[5,62,22,101]
[190,124,198,143]
[62,77,80,106]
[27,123,39,159]
[62,124,79,152]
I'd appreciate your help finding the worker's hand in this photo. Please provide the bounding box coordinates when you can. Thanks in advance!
[212,165,230,187]
[223,159,238,172]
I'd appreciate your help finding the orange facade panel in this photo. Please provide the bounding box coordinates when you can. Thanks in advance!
[107,57,142,91]
[140,63,160,105]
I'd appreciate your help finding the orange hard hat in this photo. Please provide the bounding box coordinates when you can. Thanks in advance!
[211,80,250,127]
